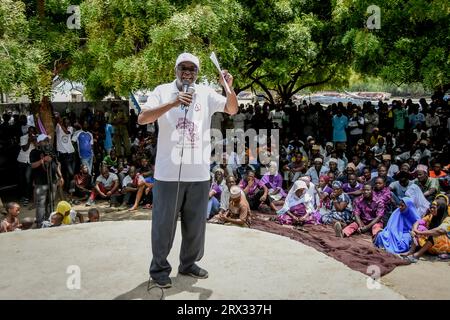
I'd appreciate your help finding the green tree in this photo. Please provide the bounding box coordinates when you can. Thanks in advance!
[0,0,84,137]
[75,0,353,105]
[339,0,450,93]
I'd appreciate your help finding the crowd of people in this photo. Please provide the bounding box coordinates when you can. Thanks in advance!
[1,93,450,261]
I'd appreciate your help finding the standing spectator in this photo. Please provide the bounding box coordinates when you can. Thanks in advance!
[364,105,379,140]
[408,106,425,129]
[17,126,37,206]
[392,101,407,133]
[104,118,114,155]
[211,112,224,134]
[231,106,246,132]
[347,108,364,147]
[268,104,285,130]
[425,109,440,137]
[111,103,131,157]
[72,121,94,175]
[332,108,348,144]
[30,134,63,228]
[55,116,76,191]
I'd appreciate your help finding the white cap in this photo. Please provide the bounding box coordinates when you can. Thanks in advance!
[230,185,242,199]
[175,52,200,70]
[37,134,50,143]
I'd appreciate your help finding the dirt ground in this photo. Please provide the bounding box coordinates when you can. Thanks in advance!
[2,200,449,300]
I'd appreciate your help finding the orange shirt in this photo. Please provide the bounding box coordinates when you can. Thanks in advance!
[429,170,447,178]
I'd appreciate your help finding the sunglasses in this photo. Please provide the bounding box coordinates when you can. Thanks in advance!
[177,65,198,73]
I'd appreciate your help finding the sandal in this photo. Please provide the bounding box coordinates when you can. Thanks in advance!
[438,253,450,260]
[403,255,418,263]
[294,226,309,233]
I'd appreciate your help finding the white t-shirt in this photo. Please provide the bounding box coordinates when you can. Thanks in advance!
[268,110,285,128]
[96,173,119,188]
[56,123,75,154]
[17,134,35,164]
[122,174,144,187]
[143,80,226,181]
[211,112,224,131]
[231,113,246,130]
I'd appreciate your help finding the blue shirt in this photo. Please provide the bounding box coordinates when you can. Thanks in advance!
[332,115,348,142]
[75,131,93,159]
[104,124,114,150]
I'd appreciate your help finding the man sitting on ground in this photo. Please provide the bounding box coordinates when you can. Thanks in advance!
[69,164,92,204]
[86,166,120,207]
[335,184,384,239]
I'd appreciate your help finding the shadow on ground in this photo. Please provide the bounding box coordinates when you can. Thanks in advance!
[114,275,213,300]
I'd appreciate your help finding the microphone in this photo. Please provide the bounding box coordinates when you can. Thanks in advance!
[181,80,195,110]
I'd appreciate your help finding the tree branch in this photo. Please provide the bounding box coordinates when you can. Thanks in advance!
[292,75,333,96]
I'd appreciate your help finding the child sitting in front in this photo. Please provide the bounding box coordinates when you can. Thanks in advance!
[87,208,100,222]
[0,202,22,233]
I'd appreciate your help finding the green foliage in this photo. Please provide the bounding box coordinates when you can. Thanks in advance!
[339,0,450,91]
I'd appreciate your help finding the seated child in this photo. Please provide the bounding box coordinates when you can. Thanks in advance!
[0,202,21,233]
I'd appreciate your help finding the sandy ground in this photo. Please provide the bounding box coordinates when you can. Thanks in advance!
[0,221,405,300]
[1,201,449,300]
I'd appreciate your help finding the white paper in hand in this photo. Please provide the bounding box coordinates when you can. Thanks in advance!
[209,52,232,94]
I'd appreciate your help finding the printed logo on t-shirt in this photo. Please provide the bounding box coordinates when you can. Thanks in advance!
[194,103,201,112]
[175,118,199,147]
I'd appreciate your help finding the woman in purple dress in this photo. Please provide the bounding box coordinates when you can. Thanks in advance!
[276,180,321,225]
[260,161,287,211]
[239,170,269,210]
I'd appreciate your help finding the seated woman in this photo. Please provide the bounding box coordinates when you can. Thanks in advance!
[214,185,251,227]
[403,201,450,262]
[207,169,226,219]
[374,197,420,254]
[239,170,269,210]
[320,181,354,226]
[260,161,287,211]
[405,183,430,217]
[276,180,321,226]
[299,176,320,210]
[316,175,333,215]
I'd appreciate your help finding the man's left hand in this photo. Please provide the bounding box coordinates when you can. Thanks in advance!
[219,70,233,89]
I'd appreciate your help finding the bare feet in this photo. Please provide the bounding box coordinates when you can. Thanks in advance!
[128,206,138,211]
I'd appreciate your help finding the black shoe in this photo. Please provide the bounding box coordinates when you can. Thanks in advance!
[151,277,172,289]
[179,265,209,279]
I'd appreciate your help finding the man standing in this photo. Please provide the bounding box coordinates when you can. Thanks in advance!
[55,115,76,191]
[72,121,94,175]
[138,53,238,288]
[30,134,63,228]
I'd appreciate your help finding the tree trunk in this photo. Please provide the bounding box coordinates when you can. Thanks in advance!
[31,96,55,139]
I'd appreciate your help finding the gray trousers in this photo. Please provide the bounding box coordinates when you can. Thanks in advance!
[35,183,58,227]
[150,180,210,281]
